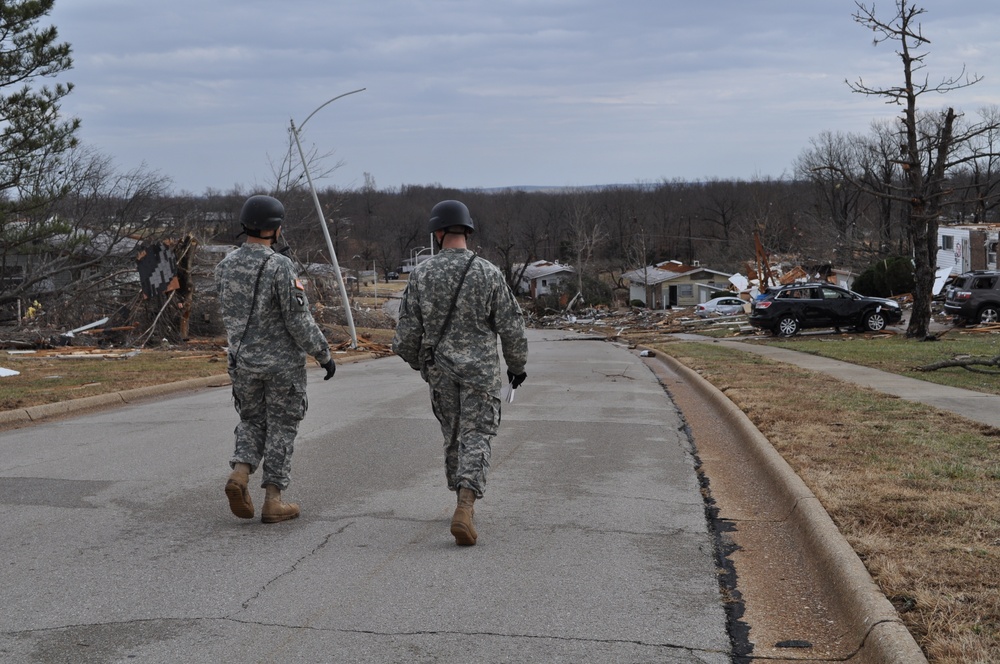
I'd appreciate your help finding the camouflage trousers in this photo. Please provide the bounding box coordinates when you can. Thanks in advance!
[427,364,501,498]
[228,365,308,490]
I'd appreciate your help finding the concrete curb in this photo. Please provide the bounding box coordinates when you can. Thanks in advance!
[658,353,927,664]
[0,374,233,427]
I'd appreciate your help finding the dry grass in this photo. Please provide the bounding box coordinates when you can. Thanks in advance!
[648,339,1000,662]
[0,327,396,411]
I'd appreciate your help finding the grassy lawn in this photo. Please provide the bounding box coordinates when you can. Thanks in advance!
[754,333,1000,395]
[647,335,999,663]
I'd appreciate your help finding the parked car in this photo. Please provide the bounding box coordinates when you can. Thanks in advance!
[943,270,1000,325]
[385,271,400,281]
[749,283,902,336]
[695,296,747,318]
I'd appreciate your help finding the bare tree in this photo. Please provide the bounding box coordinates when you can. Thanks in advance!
[842,0,1000,338]
[565,194,607,302]
[947,105,1000,225]
[795,131,869,246]
[2,145,172,325]
[472,189,531,294]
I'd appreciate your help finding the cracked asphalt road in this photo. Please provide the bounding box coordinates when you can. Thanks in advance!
[0,329,729,663]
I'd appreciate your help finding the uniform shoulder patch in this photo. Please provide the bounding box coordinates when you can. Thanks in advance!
[294,279,305,291]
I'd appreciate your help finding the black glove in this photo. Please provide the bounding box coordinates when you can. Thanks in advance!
[321,359,337,380]
[507,370,527,389]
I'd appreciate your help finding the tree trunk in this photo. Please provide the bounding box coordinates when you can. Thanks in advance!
[906,212,935,338]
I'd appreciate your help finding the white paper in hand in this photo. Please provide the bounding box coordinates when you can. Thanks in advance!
[502,384,516,403]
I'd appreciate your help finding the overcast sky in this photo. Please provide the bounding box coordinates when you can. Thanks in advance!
[47,1,1000,195]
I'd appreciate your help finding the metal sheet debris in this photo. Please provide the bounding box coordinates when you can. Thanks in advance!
[62,317,111,339]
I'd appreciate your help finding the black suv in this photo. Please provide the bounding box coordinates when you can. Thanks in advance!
[749,283,903,336]
[943,270,1000,325]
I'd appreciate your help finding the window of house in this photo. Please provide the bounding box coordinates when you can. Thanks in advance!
[678,284,693,298]
[0,265,24,285]
[988,241,998,267]
[941,235,954,250]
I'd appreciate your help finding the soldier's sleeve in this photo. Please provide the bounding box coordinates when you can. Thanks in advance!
[493,275,528,375]
[391,282,423,370]
[214,262,226,306]
[273,259,332,364]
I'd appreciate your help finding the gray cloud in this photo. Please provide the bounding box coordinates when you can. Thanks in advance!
[47,0,1000,194]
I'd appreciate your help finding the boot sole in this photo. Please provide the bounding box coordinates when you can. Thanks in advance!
[261,511,300,524]
[450,521,477,546]
[225,479,254,519]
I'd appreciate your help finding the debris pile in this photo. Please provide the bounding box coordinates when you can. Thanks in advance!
[529,306,752,340]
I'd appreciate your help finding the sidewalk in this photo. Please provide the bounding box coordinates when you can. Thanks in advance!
[672,310,1000,431]
[683,336,1000,430]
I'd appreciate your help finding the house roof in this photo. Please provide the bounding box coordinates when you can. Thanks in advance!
[623,261,732,285]
[520,260,575,280]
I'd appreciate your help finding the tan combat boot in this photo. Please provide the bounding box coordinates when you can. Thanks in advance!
[450,488,478,546]
[224,463,254,519]
[261,484,300,524]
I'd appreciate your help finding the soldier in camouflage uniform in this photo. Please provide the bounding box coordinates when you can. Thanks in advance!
[215,195,337,524]
[393,200,528,546]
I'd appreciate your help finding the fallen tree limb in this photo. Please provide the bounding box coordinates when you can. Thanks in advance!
[916,354,1000,374]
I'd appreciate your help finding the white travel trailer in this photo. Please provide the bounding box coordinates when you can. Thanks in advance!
[936,225,1000,275]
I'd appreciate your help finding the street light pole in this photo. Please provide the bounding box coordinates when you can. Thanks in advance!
[409,246,425,269]
[413,246,433,268]
[290,87,365,349]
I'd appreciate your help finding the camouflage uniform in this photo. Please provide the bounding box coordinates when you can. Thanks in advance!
[392,248,528,497]
[215,242,331,490]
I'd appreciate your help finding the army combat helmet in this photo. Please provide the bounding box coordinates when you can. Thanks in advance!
[240,195,284,237]
[428,200,475,235]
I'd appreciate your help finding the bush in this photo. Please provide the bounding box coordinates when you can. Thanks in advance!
[630,299,647,308]
[581,274,614,307]
[852,256,915,298]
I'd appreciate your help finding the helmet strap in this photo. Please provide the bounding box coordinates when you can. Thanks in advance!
[242,225,280,245]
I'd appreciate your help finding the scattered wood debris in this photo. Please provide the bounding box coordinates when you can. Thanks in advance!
[960,323,1000,334]
[331,338,394,357]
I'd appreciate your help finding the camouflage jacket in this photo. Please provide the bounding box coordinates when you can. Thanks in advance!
[215,243,331,373]
[392,248,527,394]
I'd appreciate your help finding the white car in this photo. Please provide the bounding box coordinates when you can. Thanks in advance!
[696,296,747,318]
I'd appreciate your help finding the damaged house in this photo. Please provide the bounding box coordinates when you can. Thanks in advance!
[623,260,735,309]
[515,260,575,298]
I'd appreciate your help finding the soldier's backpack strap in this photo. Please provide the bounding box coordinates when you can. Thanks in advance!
[230,252,275,368]
[428,252,477,363]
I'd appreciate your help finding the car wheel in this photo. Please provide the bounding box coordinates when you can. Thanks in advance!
[776,316,799,337]
[863,310,888,332]
[978,305,1000,325]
